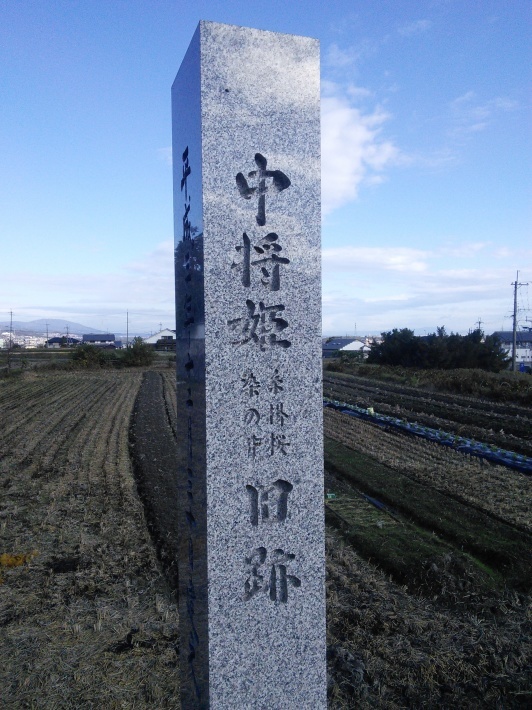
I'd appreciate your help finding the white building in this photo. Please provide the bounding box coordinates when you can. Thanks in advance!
[143,329,176,346]
[492,331,532,367]
[339,340,372,356]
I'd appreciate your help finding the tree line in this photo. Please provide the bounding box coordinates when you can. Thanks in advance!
[367,327,509,372]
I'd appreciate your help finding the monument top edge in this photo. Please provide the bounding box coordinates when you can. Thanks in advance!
[195,19,319,44]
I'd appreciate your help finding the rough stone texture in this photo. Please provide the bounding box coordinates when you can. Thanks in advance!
[172,21,325,709]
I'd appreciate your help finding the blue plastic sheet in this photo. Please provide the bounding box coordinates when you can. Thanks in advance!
[324,397,532,475]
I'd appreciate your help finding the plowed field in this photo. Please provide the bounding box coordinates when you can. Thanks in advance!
[323,370,532,707]
[324,370,532,457]
[1,368,530,708]
[0,370,180,708]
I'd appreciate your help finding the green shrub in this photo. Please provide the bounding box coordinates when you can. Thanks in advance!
[71,344,118,369]
[120,337,155,367]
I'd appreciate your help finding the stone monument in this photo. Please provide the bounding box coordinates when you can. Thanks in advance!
[172,21,325,708]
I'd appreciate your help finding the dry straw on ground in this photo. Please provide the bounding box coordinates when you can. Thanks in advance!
[324,407,532,532]
[1,369,530,708]
[0,371,180,708]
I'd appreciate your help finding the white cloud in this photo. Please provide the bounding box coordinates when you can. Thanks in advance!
[3,241,176,333]
[321,254,531,335]
[346,85,373,101]
[323,246,429,273]
[326,43,359,68]
[321,90,400,213]
[398,20,432,37]
[449,92,518,137]
[438,242,490,258]
[325,39,378,70]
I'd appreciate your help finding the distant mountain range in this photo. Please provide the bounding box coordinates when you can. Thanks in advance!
[3,319,106,335]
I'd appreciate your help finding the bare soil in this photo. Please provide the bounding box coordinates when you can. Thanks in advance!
[1,368,530,708]
[0,370,180,708]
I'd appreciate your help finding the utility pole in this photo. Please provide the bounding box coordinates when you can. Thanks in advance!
[511,271,529,372]
[45,322,49,348]
[126,311,129,348]
[66,324,70,346]
[475,317,483,332]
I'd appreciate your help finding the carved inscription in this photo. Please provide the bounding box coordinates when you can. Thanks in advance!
[235,153,291,226]
[241,368,291,460]
[246,480,293,526]
[231,153,301,604]
[227,153,292,349]
[232,232,290,290]
[228,300,291,351]
[244,547,301,602]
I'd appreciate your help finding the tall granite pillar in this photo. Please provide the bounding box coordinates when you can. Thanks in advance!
[172,21,325,708]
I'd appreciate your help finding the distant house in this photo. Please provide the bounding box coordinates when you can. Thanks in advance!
[322,337,357,358]
[340,339,372,357]
[46,336,80,349]
[82,334,117,348]
[492,331,532,368]
[143,329,176,349]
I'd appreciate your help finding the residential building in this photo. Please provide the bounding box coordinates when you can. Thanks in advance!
[143,329,176,349]
[46,337,80,348]
[82,334,117,348]
[492,331,532,367]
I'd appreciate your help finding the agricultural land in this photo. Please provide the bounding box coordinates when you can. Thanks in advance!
[0,364,531,708]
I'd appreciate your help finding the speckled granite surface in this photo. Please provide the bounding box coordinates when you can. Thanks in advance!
[172,21,325,708]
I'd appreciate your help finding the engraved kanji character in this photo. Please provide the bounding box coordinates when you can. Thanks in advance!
[269,549,301,602]
[235,153,291,226]
[187,414,193,457]
[244,408,260,426]
[243,547,266,600]
[188,536,194,568]
[270,402,289,427]
[247,434,263,460]
[182,201,192,241]
[232,232,290,291]
[241,371,260,397]
[243,547,301,603]
[246,479,293,526]
[271,432,290,456]
[268,367,284,394]
[181,146,191,199]
[227,299,291,351]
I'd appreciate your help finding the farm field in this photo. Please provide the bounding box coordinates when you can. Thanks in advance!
[323,368,532,707]
[0,367,531,708]
[0,369,180,708]
[324,369,532,458]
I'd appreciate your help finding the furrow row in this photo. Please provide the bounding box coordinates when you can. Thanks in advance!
[324,408,532,533]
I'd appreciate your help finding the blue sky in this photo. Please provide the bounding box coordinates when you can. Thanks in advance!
[1,0,530,335]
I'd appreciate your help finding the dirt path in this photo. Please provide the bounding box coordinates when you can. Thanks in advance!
[129,371,180,590]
